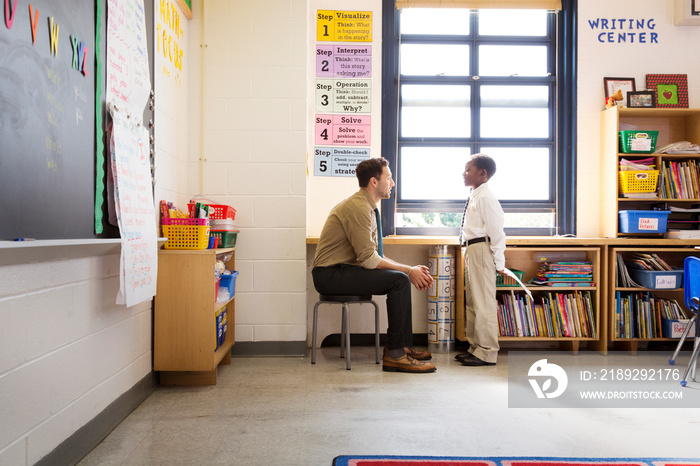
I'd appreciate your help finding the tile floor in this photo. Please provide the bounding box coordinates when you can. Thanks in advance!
[78,347,700,466]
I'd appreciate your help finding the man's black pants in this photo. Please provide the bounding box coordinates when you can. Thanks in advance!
[311,264,413,351]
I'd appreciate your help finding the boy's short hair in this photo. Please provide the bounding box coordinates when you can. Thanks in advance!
[470,153,497,179]
[356,157,389,187]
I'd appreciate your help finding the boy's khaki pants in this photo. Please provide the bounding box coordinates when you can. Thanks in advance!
[464,241,499,363]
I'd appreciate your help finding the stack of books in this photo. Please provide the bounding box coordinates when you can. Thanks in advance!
[615,292,686,339]
[497,290,596,338]
[626,252,673,272]
[530,261,594,287]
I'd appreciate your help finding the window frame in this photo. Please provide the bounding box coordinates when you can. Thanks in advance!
[380,0,577,237]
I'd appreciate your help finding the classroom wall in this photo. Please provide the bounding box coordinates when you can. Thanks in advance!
[190,0,308,344]
[0,245,152,465]
[577,0,700,237]
[0,1,189,464]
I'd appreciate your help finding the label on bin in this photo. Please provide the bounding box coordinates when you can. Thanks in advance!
[630,135,652,151]
[638,217,658,230]
[655,275,677,289]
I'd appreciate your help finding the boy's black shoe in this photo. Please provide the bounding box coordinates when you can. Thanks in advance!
[459,353,496,366]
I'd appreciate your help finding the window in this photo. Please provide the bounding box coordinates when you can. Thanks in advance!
[381,2,577,236]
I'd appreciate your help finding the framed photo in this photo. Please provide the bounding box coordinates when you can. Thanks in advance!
[627,91,656,108]
[603,77,636,99]
[646,74,689,108]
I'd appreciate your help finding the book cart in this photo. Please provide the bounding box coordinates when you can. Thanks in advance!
[154,247,236,385]
[455,243,603,354]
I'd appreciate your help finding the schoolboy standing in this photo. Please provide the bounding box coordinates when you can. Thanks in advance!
[456,154,506,366]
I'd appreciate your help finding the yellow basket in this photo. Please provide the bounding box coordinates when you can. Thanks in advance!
[162,222,210,249]
[618,170,659,194]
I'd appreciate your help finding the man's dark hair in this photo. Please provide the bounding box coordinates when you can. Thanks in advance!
[471,153,497,179]
[356,157,389,187]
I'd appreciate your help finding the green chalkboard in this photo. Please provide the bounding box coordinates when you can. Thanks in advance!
[0,0,154,240]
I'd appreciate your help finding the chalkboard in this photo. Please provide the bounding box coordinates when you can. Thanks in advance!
[0,0,154,240]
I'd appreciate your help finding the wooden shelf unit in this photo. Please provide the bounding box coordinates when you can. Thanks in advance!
[456,246,603,353]
[608,246,700,352]
[600,107,700,238]
[154,247,236,385]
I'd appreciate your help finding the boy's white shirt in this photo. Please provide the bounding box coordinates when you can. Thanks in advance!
[461,182,506,271]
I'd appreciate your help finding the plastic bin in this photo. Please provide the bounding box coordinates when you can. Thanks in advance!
[218,271,239,299]
[496,269,524,287]
[162,218,210,249]
[618,170,659,193]
[211,230,238,248]
[619,130,659,153]
[618,210,670,234]
[662,318,695,338]
[627,268,684,289]
[188,202,236,220]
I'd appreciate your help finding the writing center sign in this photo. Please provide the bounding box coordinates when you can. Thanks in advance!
[586,17,659,43]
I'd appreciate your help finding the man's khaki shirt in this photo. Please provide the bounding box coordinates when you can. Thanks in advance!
[312,189,382,270]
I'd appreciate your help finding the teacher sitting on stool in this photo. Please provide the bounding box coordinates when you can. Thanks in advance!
[311,157,437,373]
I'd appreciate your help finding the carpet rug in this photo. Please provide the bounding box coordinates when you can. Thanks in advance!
[332,457,700,466]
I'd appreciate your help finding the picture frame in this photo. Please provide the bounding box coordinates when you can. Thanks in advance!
[175,0,193,20]
[627,91,656,108]
[645,74,689,108]
[674,0,700,25]
[603,77,636,99]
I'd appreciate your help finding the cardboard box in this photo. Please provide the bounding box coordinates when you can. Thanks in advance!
[662,318,696,339]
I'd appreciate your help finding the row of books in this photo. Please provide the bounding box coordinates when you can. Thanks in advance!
[615,292,687,339]
[530,261,594,287]
[659,160,700,200]
[497,291,596,338]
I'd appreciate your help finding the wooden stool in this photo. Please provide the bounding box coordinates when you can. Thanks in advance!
[311,294,381,370]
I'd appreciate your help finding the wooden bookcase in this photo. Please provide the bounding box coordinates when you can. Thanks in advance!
[456,245,603,353]
[600,107,700,238]
[154,247,236,385]
[608,246,700,352]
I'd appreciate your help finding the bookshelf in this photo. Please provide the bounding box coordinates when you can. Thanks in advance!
[600,107,700,238]
[154,247,236,385]
[456,246,603,353]
[608,246,700,352]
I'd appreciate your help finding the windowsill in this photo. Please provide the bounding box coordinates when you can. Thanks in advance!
[306,236,700,246]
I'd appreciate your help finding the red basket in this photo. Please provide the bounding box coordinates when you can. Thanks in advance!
[188,202,236,220]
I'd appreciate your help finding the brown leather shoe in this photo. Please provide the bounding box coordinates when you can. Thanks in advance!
[382,354,436,373]
[383,347,432,361]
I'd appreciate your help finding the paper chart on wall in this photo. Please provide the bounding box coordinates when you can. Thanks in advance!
[106,0,151,118]
[109,110,158,307]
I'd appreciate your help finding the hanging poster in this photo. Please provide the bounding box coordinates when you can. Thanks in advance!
[316,45,372,78]
[110,111,158,307]
[107,0,151,117]
[313,147,370,177]
[315,79,371,113]
[315,114,371,146]
[317,10,372,42]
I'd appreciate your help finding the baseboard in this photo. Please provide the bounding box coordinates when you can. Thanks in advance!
[36,371,157,466]
[230,340,308,357]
